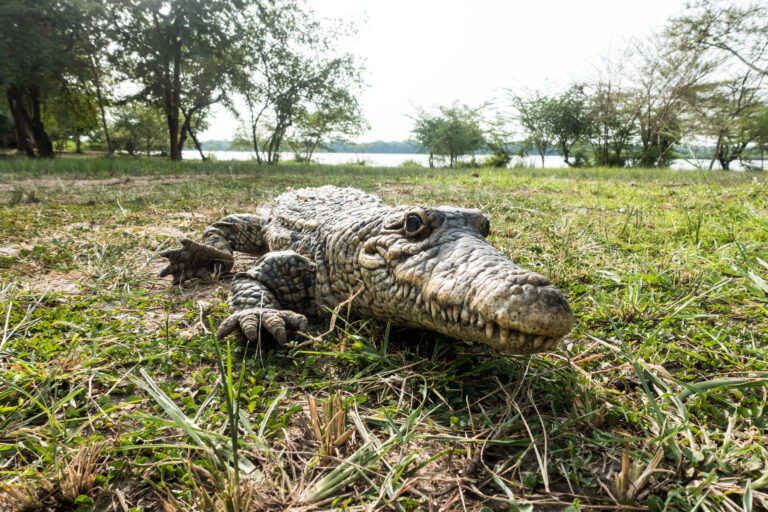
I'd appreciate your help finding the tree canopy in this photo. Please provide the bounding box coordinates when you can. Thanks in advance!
[411,103,486,167]
[0,0,365,161]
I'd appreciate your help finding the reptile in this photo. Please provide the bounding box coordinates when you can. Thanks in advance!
[159,186,574,354]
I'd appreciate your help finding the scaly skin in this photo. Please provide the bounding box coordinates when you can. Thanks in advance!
[159,186,574,354]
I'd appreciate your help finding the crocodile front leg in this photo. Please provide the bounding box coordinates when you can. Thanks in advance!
[159,213,268,284]
[216,251,316,345]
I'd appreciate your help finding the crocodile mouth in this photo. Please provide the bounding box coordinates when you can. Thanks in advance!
[406,290,572,355]
[452,319,562,354]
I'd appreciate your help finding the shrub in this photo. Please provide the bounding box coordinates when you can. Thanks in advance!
[483,152,511,168]
[400,159,424,168]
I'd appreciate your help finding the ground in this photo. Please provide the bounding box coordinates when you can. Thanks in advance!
[0,158,766,511]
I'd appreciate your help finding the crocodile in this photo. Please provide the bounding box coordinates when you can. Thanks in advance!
[159,186,574,354]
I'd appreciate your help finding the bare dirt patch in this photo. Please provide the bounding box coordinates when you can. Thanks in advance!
[509,186,555,196]
[22,270,87,295]
[0,242,32,257]
[0,175,194,192]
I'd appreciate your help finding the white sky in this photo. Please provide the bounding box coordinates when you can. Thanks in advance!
[201,0,690,142]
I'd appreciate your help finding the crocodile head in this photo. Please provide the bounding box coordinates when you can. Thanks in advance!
[358,205,574,354]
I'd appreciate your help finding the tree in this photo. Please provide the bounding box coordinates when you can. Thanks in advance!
[411,113,446,168]
[743,105,768,170]
[438,104,486,167]
[234,0,364,164]
[691,72,765,170]
[411,103,486,168]
[45,88,100,152]
[547,88,590,167]
[629,35,713,167]
[0,0,88,157]
[111,102,167,156]
[287,88,366,164]
[110,0,248,160]
[669,0,768,79]
[80,0,116,157]
[582,66,639,167]
[665,0,767,170]
[509,92,557,167]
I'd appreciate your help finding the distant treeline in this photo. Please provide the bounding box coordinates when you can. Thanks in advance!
[2,0,765,170]
[202,139,475,154]
[198,139,745,162]
[407,2,767,170]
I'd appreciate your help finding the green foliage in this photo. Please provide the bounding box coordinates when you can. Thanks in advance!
[110,102,168,157]
[411,102,486,167]
[510,92,557,166]
[668,0,767,79]
[287,87,367,164]
[547,89,590,167]
[483,151,511,168]
[399,159,424,168]
[233,0,364,164]
[0,0,96,157]
[108,0,251,160]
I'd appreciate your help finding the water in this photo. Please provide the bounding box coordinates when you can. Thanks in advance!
[182,150,765,171]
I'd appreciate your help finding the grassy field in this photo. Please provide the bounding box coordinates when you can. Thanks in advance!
[0,158,766,511]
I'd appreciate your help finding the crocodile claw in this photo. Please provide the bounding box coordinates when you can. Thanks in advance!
[159,239,234,284]
[216,308,309,345]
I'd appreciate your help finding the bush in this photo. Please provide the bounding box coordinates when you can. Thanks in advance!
[400,159,423,168]
[483,152,511,168]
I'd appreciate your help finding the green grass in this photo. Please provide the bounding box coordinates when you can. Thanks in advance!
[0,158,766,511]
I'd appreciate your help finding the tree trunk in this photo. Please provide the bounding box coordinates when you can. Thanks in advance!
[178,117,188,154]
[75,134,82,153]
[166,35,183,161]
[30,87,53,158]
[709,133,723,170]
[561,142,572,167]
[717,145,730,170]
[6,87,35,157]
[187,124,207,161]
[87,56,113,157]
[306,137,320,164]
[251,123,262,164]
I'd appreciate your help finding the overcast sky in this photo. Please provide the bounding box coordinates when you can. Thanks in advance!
[201,0,691,142]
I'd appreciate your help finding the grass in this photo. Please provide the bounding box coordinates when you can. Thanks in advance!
[0,157,766,511]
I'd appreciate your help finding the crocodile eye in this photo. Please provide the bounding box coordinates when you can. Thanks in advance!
[405,214,424,234]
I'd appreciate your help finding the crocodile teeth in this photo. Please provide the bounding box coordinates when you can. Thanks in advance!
[460,308,470,325]
[500,328,510,344]
[440,307,447,322]
[415,293,423,306]
[485,322,495,339]
[476,316,485,329]
[452,306,461,323]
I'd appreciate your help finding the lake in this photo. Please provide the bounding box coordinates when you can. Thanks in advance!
[182,150,765,171]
